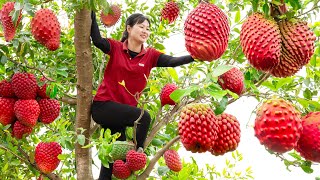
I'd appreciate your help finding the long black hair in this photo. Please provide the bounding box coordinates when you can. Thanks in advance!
[120,13,151,42]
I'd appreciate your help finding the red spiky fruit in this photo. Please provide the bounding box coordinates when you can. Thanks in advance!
[270,20,316,77]
[163,149,182,172]
[38,99,60,124]
[254,98,302,153]
[184,3,230,61]
[240,13,281,72]
[0,97,15,126]
[178,103,219,153]
[0,2,22,41]
[12,121,33,139]
[218,67,244,95]
[100,4,121,27]
[14,99,40,127]
[31,8,61,51]
[11,72,38,99]
[161,1,179,24]
[35,142,62,174]
[210,113,241,156]
[0,80,15,97]
[126,150,147,171]
[160,83,178,106]
[295,112,320,162]
[112,160,132,179]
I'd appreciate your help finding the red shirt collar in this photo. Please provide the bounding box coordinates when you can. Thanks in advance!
[122,40,147,56]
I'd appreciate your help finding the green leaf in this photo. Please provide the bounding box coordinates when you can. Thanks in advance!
[77,135,85,146]
[211,65,233,77]
[167,67,179,82]
[300,164,313,174]
[214,96,228,115]
[303,88,312,100]
[235,11,240,23]
[263,3,269,16]
[158,166,170,176]
[0,56,7,64]
[275,77,294,90]
[151,138,164,146]
[170,86,198,102]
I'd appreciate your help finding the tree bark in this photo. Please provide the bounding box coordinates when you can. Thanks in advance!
[74,8,94,180]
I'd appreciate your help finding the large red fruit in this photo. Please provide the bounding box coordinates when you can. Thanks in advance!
[0,2,22,42]
[163,149,182,172]
[240,13,281,72]
[12,121,33,139]
[270,19,316,77]
[31,8,61,51]
[161,1,179,24]
[160,83,178,106]
[218,67,244,95]
[112,160,132,179]
[184,2,230,61]
[100,4,121,27]
[0,97,15,126]
[178,103,219,153]
[125,150,147,171]
[38,99,60,124]
[11,72,38,99]
[35,142,62,174]
[295,112,320,162]
[254,98,302,153]
[210,113,241,156]
[14,99,40,127]
[0,80,15,97]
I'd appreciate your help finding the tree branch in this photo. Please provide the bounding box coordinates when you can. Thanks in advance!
[137,136,180,180]
[59,96,77,105]
[295,5,320,18]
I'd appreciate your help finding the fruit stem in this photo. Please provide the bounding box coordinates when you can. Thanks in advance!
[198,0,209,3]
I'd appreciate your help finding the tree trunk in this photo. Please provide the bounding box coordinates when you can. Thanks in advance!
[74,8,94,180]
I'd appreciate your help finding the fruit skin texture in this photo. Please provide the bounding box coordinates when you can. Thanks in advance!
[11,73,38,99]
[31,8,61,51]
[12,120,33,139]
[112,160,132,179]
[295,112,320,162]
[218,67,244,95]
[240,13,281,72]
[0,97,16,126]
[0,80,15,97]
[184,3,230,61]
[38,99,60,124]
[35,142,62,174]
[210,113,241,156]
[100,4,121,27]
[0,2,22,42]
[163,149,182,172]
[254,98,302,153]
[178,103,219,153]
[160,83,178,106]
[161,1,179,24]
[14,99,40,127]
[270,20,316,77]
[110,141,135,161]
[125,150,147,171]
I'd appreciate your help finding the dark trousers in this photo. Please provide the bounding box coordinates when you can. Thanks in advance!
[91,101,151,180]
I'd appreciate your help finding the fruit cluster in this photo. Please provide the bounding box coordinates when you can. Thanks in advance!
[35,142,62,174]
[0,72,60,139]
[112,150,147,179]
[254,98,320,163]
[0,2,61,51]
[240,13,316,77]
[178,103,241,156]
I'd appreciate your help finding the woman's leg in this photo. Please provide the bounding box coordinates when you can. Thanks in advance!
[91,101,151,180]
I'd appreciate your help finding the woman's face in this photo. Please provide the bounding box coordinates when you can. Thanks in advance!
[127,20,150,44]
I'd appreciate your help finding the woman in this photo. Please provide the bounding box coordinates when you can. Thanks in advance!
[90,11,194,179]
